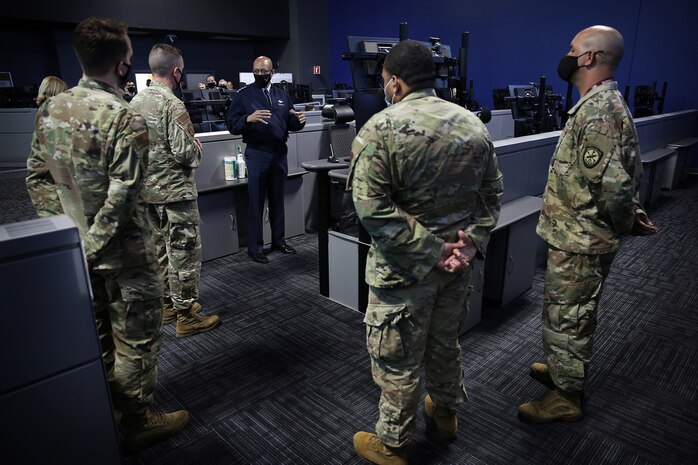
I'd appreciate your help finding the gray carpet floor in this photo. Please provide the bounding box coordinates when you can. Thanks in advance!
[1,169,696,464]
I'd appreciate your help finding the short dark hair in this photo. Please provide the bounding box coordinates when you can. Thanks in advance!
[383,40,434,91]
[149,43,183,77]
[73,17,129,76]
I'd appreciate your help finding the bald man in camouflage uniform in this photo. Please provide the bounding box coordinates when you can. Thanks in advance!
[518,25,658,423]
[131,43,220,338]
[25,17,188,453]
[349,40,503,465]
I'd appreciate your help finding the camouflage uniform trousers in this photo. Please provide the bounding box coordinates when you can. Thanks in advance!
[148,200,202,314]
[91,260,164,417]
[542,246,616,393]
[365,266,471,448]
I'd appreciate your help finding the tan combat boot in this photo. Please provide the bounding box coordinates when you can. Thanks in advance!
[529,362,586,396]
[122,409,190,454]
[163,302,202,324]
[353,432,407,465]
[518,389,583,423]
[424,394,457,441]
[176,309,221,338]
[529,362,555,390]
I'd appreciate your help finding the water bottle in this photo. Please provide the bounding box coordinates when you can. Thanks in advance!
[236,144,246,179]
[224,156,237,180]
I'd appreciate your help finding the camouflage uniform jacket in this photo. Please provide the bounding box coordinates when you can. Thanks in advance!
[347,88,503,288]
[26,79,157,269]
[537,81,644,254]
[130,81,201,204]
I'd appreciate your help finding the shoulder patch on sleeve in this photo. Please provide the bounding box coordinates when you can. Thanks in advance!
[175,111,195,137]
[133,130,149,151]
[176,111,191,126]
[582,146,603,168]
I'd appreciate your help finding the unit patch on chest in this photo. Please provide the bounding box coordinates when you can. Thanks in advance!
[582,147,602,168]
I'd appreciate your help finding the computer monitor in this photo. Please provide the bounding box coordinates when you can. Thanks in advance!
[492,88,510,110]
[345,36,400,90]
[332,89,355,100]
[181,90,197,103]
[0,86,37,108]
[134,73,153,92]
[0,72,13,88]
[353,88,386,132]
[509,85,536,98]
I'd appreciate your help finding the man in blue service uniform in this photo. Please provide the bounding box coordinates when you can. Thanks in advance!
[227,55,306,264]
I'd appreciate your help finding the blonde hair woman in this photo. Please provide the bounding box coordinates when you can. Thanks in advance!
[36,76,68,106]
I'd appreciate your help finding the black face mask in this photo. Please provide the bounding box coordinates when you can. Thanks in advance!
[557,52,587,82]
[117,61,132,87]
[207,82,216,89]
[126,86,135,94]
[254,74,272,88]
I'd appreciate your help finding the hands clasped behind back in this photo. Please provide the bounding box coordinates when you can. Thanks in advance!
[436,230,478,273]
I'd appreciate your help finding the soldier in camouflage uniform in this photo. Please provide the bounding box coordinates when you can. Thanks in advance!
[519,25,658,423]
[349,40,503,465]
[25,17,189,453]
[130,44,221,338]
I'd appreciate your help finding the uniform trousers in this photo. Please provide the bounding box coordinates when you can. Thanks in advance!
[91,261,164,417]
[543,246,616,393]
[245,145,288,254]
[365,266,471,448]
[148,200,201,313]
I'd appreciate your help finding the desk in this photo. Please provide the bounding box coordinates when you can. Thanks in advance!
[640,147,675,206]
[197,167,307,261]
[327,169,371,313]
[483,195,542,307]
[665,137,698,188]
[300,159,349,297]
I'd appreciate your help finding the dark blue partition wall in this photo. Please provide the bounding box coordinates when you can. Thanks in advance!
[328,0,698,113]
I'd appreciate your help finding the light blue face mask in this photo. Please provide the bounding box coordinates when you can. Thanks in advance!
[383,76,395,106]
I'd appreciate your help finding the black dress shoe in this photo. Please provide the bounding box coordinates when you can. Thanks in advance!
[270,244,296,254]
[248,252,269,264]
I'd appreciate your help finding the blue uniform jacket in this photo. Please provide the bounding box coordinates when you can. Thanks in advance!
[226,84,305,146]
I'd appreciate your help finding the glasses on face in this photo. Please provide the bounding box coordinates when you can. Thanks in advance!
[253,69,272,76]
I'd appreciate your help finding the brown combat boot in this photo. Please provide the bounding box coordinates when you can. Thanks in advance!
[424,394,457,441]
[163,301,201,324]
[529,362,555,390]
[529,362,586,397]
[121,409,189,454]
[176,310,221,338]
[353,432,407,465]
[518,389,583,423]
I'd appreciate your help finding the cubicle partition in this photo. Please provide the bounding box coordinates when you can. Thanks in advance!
[0,108,36,168]
[0,216,122,464]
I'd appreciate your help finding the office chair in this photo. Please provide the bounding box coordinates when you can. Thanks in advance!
[322,104,356,163]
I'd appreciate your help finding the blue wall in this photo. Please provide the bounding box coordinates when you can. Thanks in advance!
[327,0,697,113]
